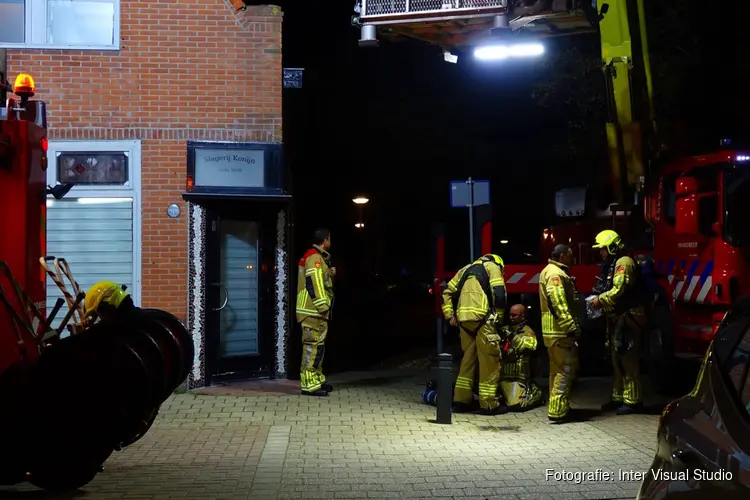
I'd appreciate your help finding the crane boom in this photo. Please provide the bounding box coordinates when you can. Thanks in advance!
[599,0,655,204]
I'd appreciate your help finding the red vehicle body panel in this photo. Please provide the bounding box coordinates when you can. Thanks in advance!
[0,112,47,374]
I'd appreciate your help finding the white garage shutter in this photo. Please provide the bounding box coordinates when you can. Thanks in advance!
[45,198,134,314]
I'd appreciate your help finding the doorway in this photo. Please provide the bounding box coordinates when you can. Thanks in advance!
[205,208,274,383]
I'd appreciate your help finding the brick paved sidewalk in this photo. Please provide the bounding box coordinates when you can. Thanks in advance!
[1,370,662,500]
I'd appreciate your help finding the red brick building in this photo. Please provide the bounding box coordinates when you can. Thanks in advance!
[2,1,289,387]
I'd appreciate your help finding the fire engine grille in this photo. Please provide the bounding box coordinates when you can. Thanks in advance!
[362,0,507,17]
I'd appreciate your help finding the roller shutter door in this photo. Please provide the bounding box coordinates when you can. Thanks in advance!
[45,198,134,318]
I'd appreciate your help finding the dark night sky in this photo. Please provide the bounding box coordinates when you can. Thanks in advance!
[278,1,750,279]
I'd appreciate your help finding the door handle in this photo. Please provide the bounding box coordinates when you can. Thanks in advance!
[210,283,229,311]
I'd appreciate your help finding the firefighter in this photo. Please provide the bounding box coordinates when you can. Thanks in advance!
[442,254,506,415]
[590,229,644,414]
[497,304,543,411]
[296,228,335,396]
[539,244,581,423]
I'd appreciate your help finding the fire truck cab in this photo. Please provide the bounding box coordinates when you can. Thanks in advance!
[645,147,750,357]
[539,145,750,371]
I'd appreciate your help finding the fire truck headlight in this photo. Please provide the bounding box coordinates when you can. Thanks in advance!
[736,154,750,162]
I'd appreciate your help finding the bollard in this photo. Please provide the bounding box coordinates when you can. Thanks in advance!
[435,353,452,424]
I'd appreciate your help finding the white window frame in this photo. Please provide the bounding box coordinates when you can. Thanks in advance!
[0,0,120,50]
[47,140,142,305]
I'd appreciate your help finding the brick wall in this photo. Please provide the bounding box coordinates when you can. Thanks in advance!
[7,1,283,318]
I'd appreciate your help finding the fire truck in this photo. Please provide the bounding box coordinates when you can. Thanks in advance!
[0,72,193,491]
[353,1,750,389]
[0,72,48,376]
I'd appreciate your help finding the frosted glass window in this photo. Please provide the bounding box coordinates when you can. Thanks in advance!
[0,0,25,43]
[47,0,115,47]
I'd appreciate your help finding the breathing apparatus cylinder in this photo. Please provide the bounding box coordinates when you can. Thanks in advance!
[422,389,438,406]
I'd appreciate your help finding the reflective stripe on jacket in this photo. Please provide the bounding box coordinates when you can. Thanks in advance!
[599,255,643,315]
[441,259,506,325]
[539,260,579,344]
[296,245,334,322]
[500,324,537,380]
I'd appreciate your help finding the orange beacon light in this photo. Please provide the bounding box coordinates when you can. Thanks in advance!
[13,73,36,100]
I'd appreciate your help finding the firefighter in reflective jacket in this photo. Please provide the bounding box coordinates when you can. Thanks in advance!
[442,254,506,414]
[539,244,581,423]
[296,229,335,396]
[497,304,543,411]
[590,229,644,414]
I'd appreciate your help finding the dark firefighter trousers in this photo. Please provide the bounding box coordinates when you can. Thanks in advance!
[547,337,578,419]
[453,320,502,410]
[607,312,643,405]
[300,317,328,392]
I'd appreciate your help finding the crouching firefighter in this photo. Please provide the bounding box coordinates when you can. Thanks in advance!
[590,230,645,414]
[540,244,582,423]
[441,254,506,415]
[497,304,543,411]
[296,229,335,396]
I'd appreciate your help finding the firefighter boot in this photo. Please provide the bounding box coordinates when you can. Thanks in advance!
[451,401,478,413]
[323,383,333,393]
[600,400,622,412]
[478,405,509,416]
[549,414,570,424]
[302,388,329,397]
[616,402,643,415]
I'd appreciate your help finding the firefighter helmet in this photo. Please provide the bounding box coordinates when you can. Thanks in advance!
[592,229,623,255]
[482,254,504,268]
[84,281,130,317]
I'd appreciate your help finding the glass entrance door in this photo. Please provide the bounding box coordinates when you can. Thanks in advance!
[206,214,270,382]
[218,219,259,358]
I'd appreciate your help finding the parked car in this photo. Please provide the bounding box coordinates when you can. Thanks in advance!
[636,297,750,499]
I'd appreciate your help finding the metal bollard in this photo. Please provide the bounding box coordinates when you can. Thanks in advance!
[435,353,452,424]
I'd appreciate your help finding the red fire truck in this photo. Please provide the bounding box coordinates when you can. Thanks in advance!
[534,146,750,386]
[0,72,48,376]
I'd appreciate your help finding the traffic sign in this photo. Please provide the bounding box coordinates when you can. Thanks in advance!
[450,179,490,208]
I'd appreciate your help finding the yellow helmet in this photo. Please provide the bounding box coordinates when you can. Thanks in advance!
[592,229,623,255]
[482,254,504,268]
[84,281,130,317]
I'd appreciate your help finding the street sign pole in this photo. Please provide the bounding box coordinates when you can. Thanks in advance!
[467,177,475,261]
[450,178,488,263]
[442,178,491,425]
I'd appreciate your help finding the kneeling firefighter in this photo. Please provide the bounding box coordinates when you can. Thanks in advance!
[589,230,646,415]
[497,304,543,411]
[441,254,506,415]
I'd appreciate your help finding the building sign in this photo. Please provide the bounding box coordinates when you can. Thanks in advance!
[283,68,304,89]
[193,149,264,188]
